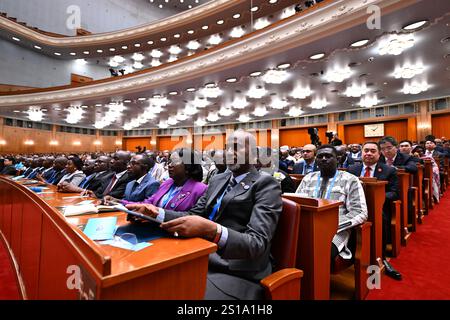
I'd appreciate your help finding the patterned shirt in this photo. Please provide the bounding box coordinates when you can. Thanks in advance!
[296,170,368,259]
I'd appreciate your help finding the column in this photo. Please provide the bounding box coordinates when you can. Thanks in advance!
[416,100,431,141]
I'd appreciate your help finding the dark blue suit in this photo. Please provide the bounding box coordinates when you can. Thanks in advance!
[292,161,318,175]
[123,173,160,202]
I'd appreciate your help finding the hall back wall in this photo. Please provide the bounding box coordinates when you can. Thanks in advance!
[343,120,408,144]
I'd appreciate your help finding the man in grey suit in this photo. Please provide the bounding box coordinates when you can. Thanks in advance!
[126,130,282,299]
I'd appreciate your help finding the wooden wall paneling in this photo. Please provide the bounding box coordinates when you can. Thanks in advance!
[407,117,417,142]
[432,113,450,139]
[10,190,24,266]
[344,120,408,144]
[279,126,327,147]
[71,73,93,85]
[38,215,90,299]
[193,133,226,151]
[19,200,43,299]
[123,138,152,152]
[158,136,189,151]
[254,130,271,147]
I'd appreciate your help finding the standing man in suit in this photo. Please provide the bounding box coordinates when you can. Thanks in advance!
[104,154,160,203]
[126,130,283,299]
[347,142,402,280]
[379,136,418,174]
[293,144,318,174]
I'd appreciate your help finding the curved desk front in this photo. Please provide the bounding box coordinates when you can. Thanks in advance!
[0,176,216,299]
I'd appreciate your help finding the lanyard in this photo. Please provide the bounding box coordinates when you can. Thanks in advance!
[314,171,339,200]
[160,184,182,208]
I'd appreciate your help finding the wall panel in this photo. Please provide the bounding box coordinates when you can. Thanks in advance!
[279,126,327,147]
[344,120,408,144]
[432,114,450,139]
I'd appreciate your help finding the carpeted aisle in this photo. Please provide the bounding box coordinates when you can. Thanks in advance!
[0,239,20,300]
[367,192,450,300]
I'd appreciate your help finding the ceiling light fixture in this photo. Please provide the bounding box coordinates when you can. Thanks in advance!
[360,95,379,108]
[34,45,42,50]
[226,78,237,83]
[133,61,144,69]
[254,18,270,30]
[287,107,304,117]
[281,7,296,19]
[168,45,182,55]
[207,112,220,122]
[27,107,44,122]
[209,34,222,45]
[195,118,207,127]
[323,66,352,83]
[219,106,234,117]
[290,86,312,99]
[150,49,163,58]
[378,33,415,56]
[237,114,251,122]
[277,63,291,69]
[54,52,62,56]
[253,106,269,117]
[186,40,201,50]
[310,98,328,109]
[132,53,145,61]
[350,39,370,47]
[233,13,241,19]
[402,81,430,94]
[403,20,428,31]
[251,6,259,12]
[65,106,84,124]
[344,83,369,97]
[246,86,267,99]
[202,25,209,30]
[12,37,20,41]
[97,49,103,53]
[70,52,76,56]
[230,26,245,38]
[187,30,195,34]
[201,85,222,98]
[217,20,224,25]
[174,33,181,38]
[262,69,289,84]
[392,62,425,79]
[151,59,162,67]
[309,53,325,60]
[83,51,90,55]
[269,97,289,109]
[231,96,249,109]
[250,71,262,77]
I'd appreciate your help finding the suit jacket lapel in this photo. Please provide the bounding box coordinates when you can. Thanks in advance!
[215,168,259,220]
[206,172,232,208]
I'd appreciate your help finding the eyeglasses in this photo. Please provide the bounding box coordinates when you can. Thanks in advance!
[380,145,395,151]
[302,150,313,153]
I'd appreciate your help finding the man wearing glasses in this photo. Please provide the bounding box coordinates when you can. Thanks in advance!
[293,144,318,175]
[379,136,418,174]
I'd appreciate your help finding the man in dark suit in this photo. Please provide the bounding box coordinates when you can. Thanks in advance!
[127,130,283,299]
[293,144,318,174]
[347,141,402,280]
[379,136,418,174]
[279,146,294,173]
[104,154,160,203]
[348,144,362,163]
[257,146,296,193]
[37,157,67,185]
[336,145,355,169]
[59,156,113,193]
[92,151,133,199]
[0,156,17,175]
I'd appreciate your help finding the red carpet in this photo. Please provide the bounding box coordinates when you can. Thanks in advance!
[367,191,450,300]
[0,238,20,300]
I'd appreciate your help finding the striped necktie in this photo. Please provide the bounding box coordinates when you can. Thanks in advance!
[208,176,237,221]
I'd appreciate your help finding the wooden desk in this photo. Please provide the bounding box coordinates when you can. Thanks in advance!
[0,177,216,300]
[359,178,387,268]
[282,195,340,300]
[397,170,411,246]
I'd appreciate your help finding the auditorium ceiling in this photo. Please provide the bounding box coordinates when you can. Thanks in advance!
[0,0,450,130]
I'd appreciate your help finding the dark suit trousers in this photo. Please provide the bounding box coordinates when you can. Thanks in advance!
[205,271,265,300]
[382,201,392,258]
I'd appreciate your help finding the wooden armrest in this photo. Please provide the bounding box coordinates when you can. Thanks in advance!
[260,268,303,300]
[354,221,372,300]
[390,200,401,257]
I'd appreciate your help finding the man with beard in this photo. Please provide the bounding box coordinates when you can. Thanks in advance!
[126,130,282,300]
[103,154,159,203]
[296,144,367,261]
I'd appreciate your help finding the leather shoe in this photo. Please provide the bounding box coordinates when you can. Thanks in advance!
[383,259,402,280]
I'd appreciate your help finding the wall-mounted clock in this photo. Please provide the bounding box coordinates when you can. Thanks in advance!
[364,123,384,137]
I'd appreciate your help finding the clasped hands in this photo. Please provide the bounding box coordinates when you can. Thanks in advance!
[125,203,217,241]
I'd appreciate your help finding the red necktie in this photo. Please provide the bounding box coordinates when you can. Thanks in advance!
[103,175,117,196]
[364,166,371,177]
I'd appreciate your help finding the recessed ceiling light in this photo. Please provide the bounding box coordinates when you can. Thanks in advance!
[34,45,42,50]
[138,97,147,101]
[12,37,20,41]
[403,20,428,30]
[187,30,195,34]
[70,52,76,56]
[169,91,178,95]
[269,0,278,3]
[160,37,167,42]
[13,110,20,113]
[95,104,102,107]
[54,52,61,56]
[217,20,224,25]
[250,6,259,12]
[277,63,291,69]
[109,48,116,52]
[188,5,192,8]
[350,39,370,47]
[83,51,89,54]
[186,87,196,92]
[202,25,209,30]
[134,43,141,47]
[147,40,154,45]
[97,49,103,53]
[250,71,262,77]
[233,13,241,19]
[174,34,181,38]
[123,99,131,103]
[226,78,237,83]
[122,45,128,49]
[159,4,163,8]
[309,53,325,60]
